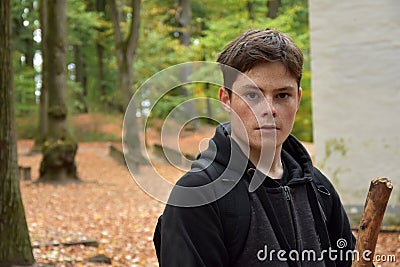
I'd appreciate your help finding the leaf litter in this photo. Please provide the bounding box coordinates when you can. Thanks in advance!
[17,140,399,266]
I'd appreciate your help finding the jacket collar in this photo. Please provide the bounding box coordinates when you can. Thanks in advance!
[196,122,314,186]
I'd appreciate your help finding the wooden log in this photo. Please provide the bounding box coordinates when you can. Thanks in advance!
[352,177,393,267]
[32,238,99,248]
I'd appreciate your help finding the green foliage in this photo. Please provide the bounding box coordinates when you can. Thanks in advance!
[197,0,313,140]
[11,1,39,117]
[13,52,37,116]
[16,115,38,139]
[67,0,102,46]
[12,0,314,141]
[66,79,86,114]
[148,87,188,121]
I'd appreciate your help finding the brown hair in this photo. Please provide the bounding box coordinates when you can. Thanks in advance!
[217,28,303,91]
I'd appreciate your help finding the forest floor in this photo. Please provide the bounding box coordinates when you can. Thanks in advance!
[17,114,400,266]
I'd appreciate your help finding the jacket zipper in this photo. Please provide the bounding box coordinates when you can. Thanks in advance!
[283,185,302,266]
[283,185,291,201]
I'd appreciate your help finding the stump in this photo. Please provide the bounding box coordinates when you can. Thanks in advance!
[19,166,31,181]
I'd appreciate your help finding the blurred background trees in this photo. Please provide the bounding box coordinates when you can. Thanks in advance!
[5,0,311,257]
[12,0,313,142]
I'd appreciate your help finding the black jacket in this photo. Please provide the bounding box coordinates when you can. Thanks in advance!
[159,123,354,266]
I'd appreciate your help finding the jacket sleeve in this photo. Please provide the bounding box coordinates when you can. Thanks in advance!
[313,168,356,266]
[159,173,229,267]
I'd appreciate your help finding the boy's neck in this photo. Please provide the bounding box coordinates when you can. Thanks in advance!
[249,145,284,180]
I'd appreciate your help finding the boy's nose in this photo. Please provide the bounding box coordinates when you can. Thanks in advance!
[260,98,277,118]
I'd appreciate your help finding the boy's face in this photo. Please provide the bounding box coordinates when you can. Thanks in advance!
[219,61,302,159]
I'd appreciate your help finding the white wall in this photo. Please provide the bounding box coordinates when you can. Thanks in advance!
[309,0,400,204]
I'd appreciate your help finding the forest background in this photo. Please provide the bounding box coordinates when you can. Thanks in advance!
[6,1,399,267]
[12,0,312,143]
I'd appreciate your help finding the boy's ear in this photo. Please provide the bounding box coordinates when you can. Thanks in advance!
[297,86,303,111]
[219,87,231,112]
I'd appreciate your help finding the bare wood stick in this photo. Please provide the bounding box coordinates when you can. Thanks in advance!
[352,177,393,267]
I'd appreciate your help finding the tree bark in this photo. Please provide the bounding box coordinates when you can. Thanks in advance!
[95,0,107,98]
[33,0,48,151]
[176,0,191,46]
[96,43,106,96]
[352,177,393,267]
[0,0,35,265]
[266,0,280,19]
[73,44,88,113]
[247,0,255,20]
[110,0,140,106]
[25,0,35,68]
[110,0,146,167]
[176,0,198,126]
[87,0,107,101]
[205,83,213,119]
[24,34,35,68]
[39,0,79,182]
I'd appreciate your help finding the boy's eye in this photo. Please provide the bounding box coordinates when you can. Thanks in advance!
[246,92,259,99]
[277,93,289,99]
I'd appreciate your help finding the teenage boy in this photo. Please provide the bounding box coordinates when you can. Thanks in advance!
[155,28,354,267]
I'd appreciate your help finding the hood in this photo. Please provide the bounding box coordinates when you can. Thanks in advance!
[193,122,314,186]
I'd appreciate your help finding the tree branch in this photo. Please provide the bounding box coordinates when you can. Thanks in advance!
[109,0,123,46]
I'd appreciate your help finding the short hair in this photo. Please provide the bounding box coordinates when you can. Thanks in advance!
[216,28,304,91]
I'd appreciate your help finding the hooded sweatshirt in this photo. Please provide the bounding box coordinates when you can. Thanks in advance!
[159,123,354,267]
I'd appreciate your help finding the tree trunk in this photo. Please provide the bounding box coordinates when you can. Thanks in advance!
[25,0,35,68]
[73,44,88,113]
[92,0,107,100]
[24,34,35,68]
[33,0,48,151]
[110,0,146,167]
[247,0,255,20]
[205,83,213,119]
[176,0,198,126]
[96,43,106,96]
[266,0,280,19]
[177,0,191,46]
[96,0,106,97]
[73,45,83,94]
[0,0,35,265]
[39,0,79,182]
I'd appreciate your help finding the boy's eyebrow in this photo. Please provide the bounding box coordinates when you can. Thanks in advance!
[240,84,297,92]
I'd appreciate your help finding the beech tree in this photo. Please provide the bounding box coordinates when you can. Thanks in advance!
[33,0,48,151]
[0,0,35,265]
[110,0,146,167]
[176,0,199,126]
[39,0,79,182]
[267,0,281,18]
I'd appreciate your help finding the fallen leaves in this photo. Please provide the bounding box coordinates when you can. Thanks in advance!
[17,140,400,266]
[19,140,164,266]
